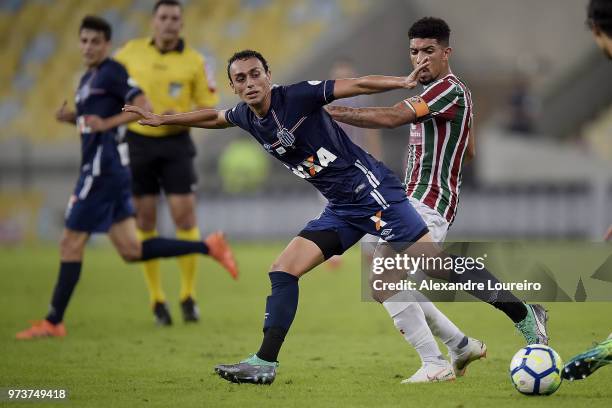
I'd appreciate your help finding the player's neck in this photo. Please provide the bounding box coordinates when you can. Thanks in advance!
[154,37,179,53]
[86,57,107,70]
[249,92,272,118]
[438,65,452,79]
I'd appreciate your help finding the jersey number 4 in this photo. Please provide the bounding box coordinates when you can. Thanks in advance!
[290,147,337,179]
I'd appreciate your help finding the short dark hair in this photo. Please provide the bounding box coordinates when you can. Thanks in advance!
[80,15,112,41]
[587,0,612,36]
[153,0,182,14]
[408,17,450,46]
[227,50,270,82]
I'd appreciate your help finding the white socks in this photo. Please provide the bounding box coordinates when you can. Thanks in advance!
[383,290,467,361]
[412,290,466,352]
[383,292,443,365]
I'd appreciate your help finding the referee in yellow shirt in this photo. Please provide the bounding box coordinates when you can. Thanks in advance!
[115,0,221,325]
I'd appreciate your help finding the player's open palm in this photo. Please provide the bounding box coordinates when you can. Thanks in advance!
[123,105,163,127]
[404,58,430,89]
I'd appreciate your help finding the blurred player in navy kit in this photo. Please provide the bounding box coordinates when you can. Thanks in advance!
[16,16,236,340]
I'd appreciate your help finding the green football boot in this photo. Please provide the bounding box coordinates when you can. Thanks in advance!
[515,304,549,345]
[562,336,612,381]
[215,354,278,385]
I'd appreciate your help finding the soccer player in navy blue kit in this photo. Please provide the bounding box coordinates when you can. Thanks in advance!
[16,16,237,340]
[125,50,548,384]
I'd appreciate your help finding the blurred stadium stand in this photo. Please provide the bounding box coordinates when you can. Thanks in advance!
[0,0,610,242]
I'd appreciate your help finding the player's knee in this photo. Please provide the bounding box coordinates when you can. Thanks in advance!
[269,260,288,273]
[118,241,142,262]
[60,236,83,259]
[269,260,302,277]
[135,211,156,231]
[173,213,196,230]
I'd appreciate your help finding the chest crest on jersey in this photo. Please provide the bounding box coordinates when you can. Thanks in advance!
[264,109,307,155]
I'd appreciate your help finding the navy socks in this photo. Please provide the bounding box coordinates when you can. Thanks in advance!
[140,238,208,261]
[46,262,82,324]
[448,255,527,323]
[256,271,299,362]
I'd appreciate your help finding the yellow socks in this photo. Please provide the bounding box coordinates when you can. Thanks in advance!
[176,227,201,302]
[137,229,165,304]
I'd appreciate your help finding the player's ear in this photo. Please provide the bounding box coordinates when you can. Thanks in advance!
[229,80,237,94]
[443,47,452,61]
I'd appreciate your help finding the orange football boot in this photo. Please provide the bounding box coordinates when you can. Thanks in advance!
[16,320,66,340]
[205,231,239,280]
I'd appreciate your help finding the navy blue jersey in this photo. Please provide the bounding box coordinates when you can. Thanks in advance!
[75,58,142,178]
[225,80,405,216]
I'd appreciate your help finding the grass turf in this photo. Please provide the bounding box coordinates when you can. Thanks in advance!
[1,242,611,407]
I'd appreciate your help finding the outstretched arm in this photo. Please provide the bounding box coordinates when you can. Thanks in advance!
[332,58,429,100]
[86,94,150,132]
[122,105,233,129]
[326,101,417,129]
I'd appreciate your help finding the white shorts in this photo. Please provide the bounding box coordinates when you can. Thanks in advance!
[408,197,449,243]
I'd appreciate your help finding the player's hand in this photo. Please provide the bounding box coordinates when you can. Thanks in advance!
[123,105,164,127]
[403,57,430,89]
[604,224,612,241]
[55,100,75,123]
[85,115,109,132]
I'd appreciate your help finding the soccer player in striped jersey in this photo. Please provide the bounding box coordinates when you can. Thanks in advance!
[327,17,547,382]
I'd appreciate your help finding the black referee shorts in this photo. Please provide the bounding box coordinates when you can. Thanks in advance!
[126,130,198,196]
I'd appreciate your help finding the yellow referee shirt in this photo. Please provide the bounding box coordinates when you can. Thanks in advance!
[115,38,219,137]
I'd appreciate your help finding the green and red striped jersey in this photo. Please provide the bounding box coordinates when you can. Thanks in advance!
[404,73,473,224]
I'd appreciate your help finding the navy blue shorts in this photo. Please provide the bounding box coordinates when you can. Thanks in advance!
[300,194,428,259]
[65,172,135,233]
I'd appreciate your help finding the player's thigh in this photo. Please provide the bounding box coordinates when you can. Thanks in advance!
[59,228,89,261]
[408,197,449,243]
[167,193,197,229]
[132,195,158,230]
[270,237,326,277]
[299,207,365,261]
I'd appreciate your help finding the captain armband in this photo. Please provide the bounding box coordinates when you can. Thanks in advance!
[404,96,430,120]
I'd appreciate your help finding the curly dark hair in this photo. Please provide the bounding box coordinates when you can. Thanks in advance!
[408,17,450,46]
[227,50,270,82]
[587,0,612,36]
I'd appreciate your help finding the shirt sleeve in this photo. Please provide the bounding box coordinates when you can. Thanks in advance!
[224,102,249,130]
[193,54,220,107]
[285,80,336,113]
[109,61,143,102]
[404,80,462,122]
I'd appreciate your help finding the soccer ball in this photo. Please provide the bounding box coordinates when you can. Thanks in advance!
[509,345,563,395]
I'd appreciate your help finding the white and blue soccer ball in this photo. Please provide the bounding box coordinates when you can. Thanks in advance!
[509,345,563,395]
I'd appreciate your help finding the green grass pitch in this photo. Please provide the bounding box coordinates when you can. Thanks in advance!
[1,242,610,407]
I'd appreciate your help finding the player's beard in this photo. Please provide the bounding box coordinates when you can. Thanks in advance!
[419,77,435,86]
